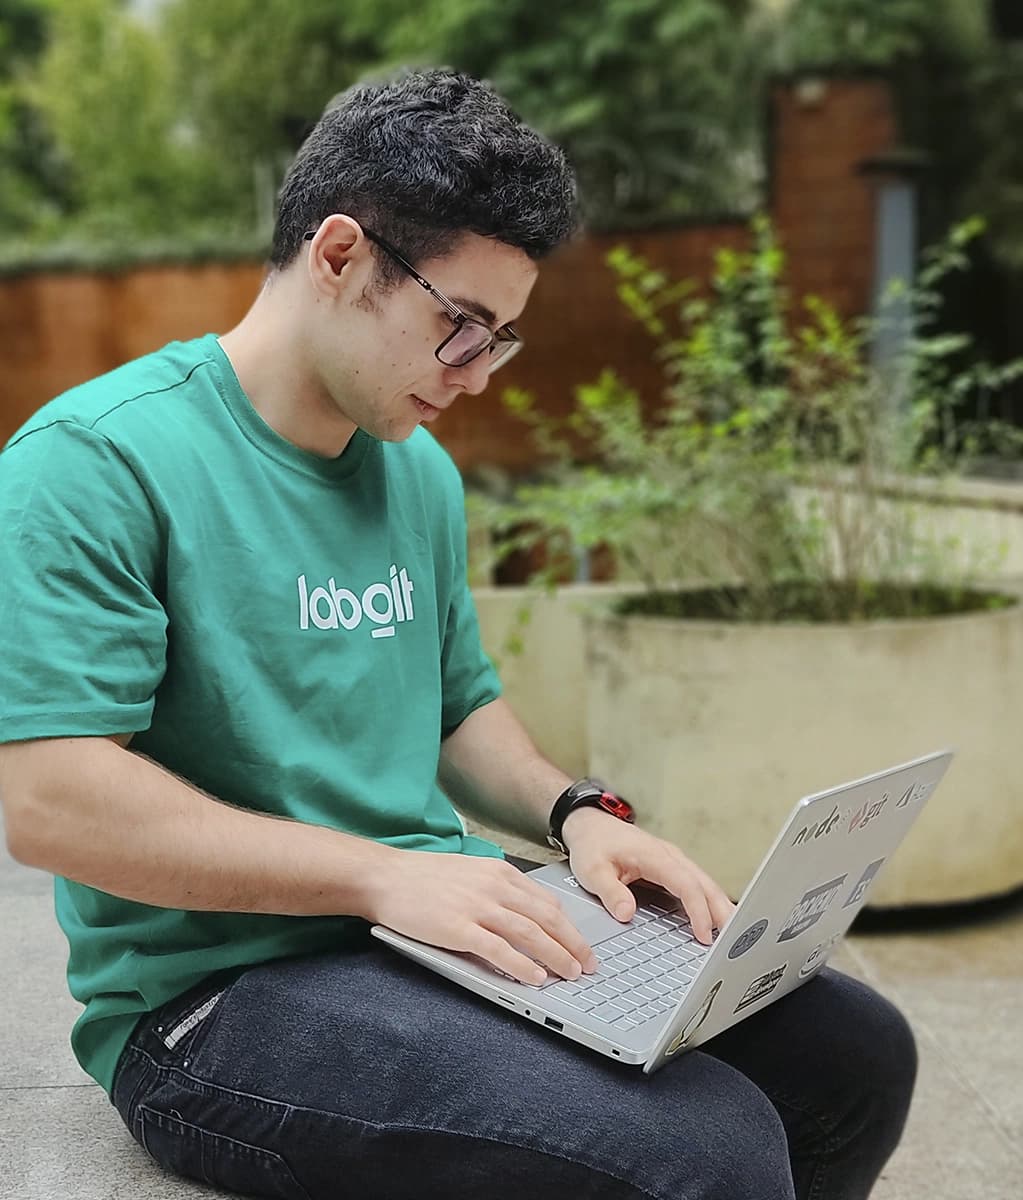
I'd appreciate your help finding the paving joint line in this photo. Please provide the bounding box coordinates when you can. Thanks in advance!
[844,937,1023,1165]
[0,1083,98,1092]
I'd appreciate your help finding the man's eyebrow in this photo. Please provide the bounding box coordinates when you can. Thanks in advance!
[449,295,500,327]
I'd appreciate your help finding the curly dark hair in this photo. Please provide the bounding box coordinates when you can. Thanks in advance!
[270,69,578,288]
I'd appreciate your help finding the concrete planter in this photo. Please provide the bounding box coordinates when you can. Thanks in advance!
[582,599,1023,906]
[474,584,644,779]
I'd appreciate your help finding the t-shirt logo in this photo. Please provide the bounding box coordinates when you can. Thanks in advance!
[297,567,415,639]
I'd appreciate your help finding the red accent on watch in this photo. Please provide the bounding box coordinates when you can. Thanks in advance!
[599,792,635,821]
[547,779,636,854]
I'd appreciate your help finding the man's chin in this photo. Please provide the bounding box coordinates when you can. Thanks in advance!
[366,417,421,444]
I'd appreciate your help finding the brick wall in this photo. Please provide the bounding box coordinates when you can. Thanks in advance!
[770,77,898,322]
[0,76,899,472]
[0,263,267,446]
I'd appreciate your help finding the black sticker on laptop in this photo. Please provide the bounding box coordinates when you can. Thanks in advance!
[727,919,768,959]
[734,964,787,1013]
[895,778,935,810]
[843,858,886,908]
[776,875,847,943]
[791,802,843,846]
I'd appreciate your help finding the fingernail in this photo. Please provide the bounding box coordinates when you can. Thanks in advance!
[532,968,547,985]
[586,955,599,973]
[615,903,632,921]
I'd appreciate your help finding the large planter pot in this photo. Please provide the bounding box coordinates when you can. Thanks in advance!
[583,598,1023,907]
[473,584,646,779]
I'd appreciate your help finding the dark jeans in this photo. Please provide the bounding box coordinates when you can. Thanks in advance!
[111,921,917,1200]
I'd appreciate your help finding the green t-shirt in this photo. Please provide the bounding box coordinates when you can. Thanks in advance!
[0,334,503,1095]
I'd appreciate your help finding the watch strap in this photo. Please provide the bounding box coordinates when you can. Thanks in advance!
[546,777,635,854]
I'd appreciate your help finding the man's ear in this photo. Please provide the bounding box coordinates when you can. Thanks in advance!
[305,215,367,293]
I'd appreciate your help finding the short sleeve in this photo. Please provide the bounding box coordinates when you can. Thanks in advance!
[0,422,168,743]
[438,487,502,739]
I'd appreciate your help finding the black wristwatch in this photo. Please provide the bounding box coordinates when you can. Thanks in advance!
[546,777,636,854]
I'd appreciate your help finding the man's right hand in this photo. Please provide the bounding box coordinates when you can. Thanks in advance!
[0,737,597,982]
[362,849,599,986]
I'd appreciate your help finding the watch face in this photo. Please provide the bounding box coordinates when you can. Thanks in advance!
[597,792,635,822]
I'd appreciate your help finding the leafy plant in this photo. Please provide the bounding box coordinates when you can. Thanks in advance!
[472,216,1023,623]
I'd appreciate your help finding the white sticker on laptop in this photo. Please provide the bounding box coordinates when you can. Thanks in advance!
[665,980,723,1056]
[798,933,841,978]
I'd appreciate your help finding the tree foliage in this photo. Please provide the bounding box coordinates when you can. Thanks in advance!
[0,0,58,229]
[774,0,1023,272]
[1,0,1021,290]
[4,0,767,246]
[160,0,386,228]
[772,0,987,67]
[9,0,390,241]
[379,0,763,228]
[26,0,210,235]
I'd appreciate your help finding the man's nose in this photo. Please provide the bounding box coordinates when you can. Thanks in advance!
[446,352,491,397]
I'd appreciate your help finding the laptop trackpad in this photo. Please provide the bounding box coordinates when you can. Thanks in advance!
[543,887,633,945]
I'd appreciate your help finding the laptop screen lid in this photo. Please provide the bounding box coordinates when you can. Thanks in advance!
[642,748,954,1073]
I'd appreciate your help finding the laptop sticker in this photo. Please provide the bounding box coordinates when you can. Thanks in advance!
[843,858,886,907]
[665,980,723,1057]
[727,919,769,959]
[791,803,843,846]
[734,965,787,1013]
[798,933,841,978]
[895,778,936,811]
[847,793,889,833]
[776,875,847,942]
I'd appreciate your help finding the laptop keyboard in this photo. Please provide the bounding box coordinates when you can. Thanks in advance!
[542,900,710,1031]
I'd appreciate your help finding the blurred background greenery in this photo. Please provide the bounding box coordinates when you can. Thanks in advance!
[0,0,1021,275]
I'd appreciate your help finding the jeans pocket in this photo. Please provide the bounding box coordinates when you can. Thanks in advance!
[159,987,228,1053]
[149,972,245,1069]
[137,1104,312,1200]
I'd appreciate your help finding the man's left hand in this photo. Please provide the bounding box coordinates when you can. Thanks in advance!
[561,807,736,945]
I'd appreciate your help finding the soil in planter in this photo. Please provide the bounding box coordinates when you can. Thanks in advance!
[616,582,1020,623]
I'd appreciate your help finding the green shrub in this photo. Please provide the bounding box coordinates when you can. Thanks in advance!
[472,216,1023,622]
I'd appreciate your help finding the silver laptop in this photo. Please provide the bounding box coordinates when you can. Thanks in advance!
[372,750,953,1074]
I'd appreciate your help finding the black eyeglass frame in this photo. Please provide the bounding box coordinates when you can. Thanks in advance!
[303,226,523,372]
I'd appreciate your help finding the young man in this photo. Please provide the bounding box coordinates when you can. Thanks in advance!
[0,71,915,1199]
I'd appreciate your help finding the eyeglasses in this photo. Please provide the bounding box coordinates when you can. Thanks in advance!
[303,226,523,373]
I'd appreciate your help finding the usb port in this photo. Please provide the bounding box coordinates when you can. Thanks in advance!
[544,1017,564,1031]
